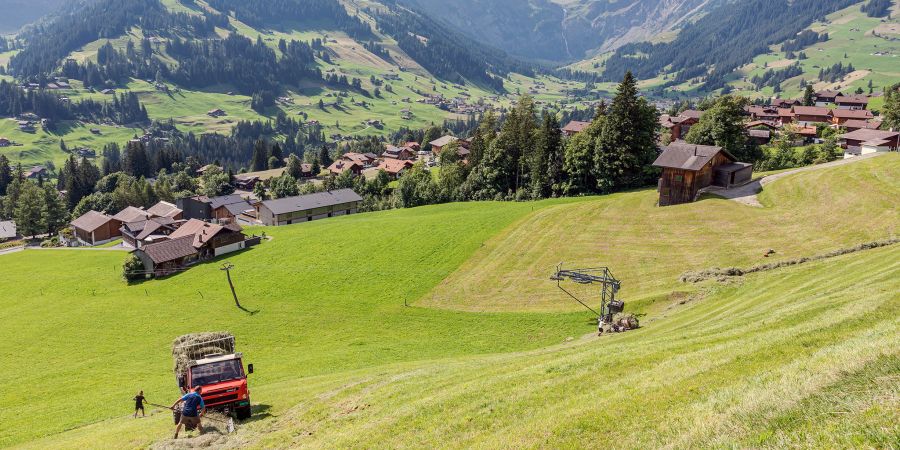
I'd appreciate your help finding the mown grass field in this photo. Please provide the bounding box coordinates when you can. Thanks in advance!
[0,200,586,448]
[1,152,898,448]
[428,154,899,312]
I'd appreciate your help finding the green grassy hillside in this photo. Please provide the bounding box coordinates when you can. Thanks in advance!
[429,154,899,312]
[1,154,897,448]
[729,0,900,100]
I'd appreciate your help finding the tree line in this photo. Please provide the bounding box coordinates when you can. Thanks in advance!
[0,81,148,124]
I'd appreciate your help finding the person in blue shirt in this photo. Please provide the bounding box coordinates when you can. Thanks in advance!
[171,386,206,438]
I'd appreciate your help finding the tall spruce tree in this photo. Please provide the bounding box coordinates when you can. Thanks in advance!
[803,84,815,106]
[530,112,562,199]
[41,184,68,234]
[15,181,45,237]
[592,72,659,192]
[685,95,753,161]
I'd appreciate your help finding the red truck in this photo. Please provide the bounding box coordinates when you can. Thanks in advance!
[172,333,254,420]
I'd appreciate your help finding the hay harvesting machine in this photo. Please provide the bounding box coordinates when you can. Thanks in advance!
[551,264,630,334]
[172,333,254,421]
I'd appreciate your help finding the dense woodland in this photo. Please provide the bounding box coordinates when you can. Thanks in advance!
[602,0,857,90]
[860,0,893,17]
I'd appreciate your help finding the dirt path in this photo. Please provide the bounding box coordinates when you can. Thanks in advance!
[712,153,886,207]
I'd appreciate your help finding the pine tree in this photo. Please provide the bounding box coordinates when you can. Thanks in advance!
[15,181,45,238]
[0,154,12,196]
[530,112,562,199]
[685,96,753,161]
[285,154,303,179]
[41,184,67,234]
[593,72,660,192]
[251,139,269,171]
[803,85,815,106]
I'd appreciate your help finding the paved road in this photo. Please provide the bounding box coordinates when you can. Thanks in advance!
[711,153,887,207]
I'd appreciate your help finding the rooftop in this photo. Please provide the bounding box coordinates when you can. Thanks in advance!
[652,142,733,171]
[262,189,363,215]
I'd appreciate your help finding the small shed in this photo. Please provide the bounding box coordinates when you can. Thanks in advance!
[713,163,753,188]
[652,143,752,206]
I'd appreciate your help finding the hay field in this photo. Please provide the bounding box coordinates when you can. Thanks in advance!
[1,153,898,448]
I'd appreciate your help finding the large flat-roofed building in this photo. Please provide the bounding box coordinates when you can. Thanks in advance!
[258,189,363,226]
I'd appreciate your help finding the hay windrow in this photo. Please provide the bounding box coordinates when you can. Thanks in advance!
[679,238,899,283]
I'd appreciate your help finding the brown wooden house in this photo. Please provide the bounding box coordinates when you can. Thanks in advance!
[70,210,121,246]
[653,143,753,206]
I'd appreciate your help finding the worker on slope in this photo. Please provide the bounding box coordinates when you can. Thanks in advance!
[171,386,205,438]
[133,390,146,418]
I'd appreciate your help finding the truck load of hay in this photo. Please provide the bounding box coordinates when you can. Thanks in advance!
[172,332,235,384]
[599,313,639,334]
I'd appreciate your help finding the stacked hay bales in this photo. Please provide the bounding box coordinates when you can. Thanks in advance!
[172,332,235,381]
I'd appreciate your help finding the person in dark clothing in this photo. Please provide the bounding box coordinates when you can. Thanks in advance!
[133,391,146,418]
[171,386,205,438]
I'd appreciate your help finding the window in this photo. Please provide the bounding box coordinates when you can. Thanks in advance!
[673,174,683,182]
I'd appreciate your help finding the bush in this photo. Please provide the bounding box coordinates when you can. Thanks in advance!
[122,254,145,282]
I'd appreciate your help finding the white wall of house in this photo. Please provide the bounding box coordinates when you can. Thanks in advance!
[214,241,245,257]
[860,144,891,155]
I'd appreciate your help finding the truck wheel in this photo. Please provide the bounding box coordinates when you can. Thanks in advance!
[236,406,252,420]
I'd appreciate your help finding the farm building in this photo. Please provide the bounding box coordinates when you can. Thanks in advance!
[652,143,753,206]
[133,236,198,277]
[814,90,842,107]
[0,137,10,147]
[112,206,151,224]
[328,160,364,176]
[23,166,47,180]
[258,189,363,226]
[429,135,458,154]
[561,120,591,136]
[839,129,900,157]
[70,211,121,246]
[841,120,880,132]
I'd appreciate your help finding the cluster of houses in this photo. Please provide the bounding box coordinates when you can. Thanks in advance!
[325,135,471,179]
[69,199,258,276]
[656,90,898,160]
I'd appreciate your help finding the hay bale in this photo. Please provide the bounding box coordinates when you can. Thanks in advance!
[172,332,235,378]
[613,313,639,330]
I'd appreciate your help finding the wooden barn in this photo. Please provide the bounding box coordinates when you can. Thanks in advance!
[653,143,753,206]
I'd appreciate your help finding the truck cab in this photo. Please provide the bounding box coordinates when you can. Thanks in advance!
[179,353,254,419]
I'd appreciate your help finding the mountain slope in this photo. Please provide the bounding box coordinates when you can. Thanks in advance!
[407,0,719,62]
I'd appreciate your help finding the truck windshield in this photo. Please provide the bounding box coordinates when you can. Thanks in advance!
[190,359,243,386]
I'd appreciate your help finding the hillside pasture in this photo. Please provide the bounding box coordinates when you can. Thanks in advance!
[426,154,899,312]
[0,118,143,167]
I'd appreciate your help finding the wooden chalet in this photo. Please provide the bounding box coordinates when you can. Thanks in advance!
[382,145,416,160]
[327,159,364,176]
[561,120,591,136]
[133,236,198,277]
[830,108,873,125]
[839,129,900,157]
[814,90,842,106]
[791,106,831,126]
[653,143,753,206]
[376,159,415,179]
[120,216,181,249]
[429,135,458,154]
[834,94,869,110]
[840,119,880,132]
[659,110,703,140]
[70,210,121,246]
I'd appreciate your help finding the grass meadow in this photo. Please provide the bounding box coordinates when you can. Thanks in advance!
[0,154,897,448]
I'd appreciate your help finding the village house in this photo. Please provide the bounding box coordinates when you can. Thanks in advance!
[18,121,35,132]
[120,216,181,249]
[659,110,703,141]
[0,220,16,241]
[327,159,364,176]
[769,98,800,109]
[177,194,253,222]
[146,200,183,220]
[258,189,363,226]
[814,90,842,107]
[790,106,831,126]
[0,137,11,147]
[207,108,227,118]
[405,141,422,152]
[195,164,223,176]
[376,159,415,179]
[839,129,900,157]
[70,210,122,246]
[834,94,869,110]
[745,105,781,122]
[23,166,48,180]
[830,108,874,125]
[112,206,151,224]
[652,143,753,206]
[561,120,591,136]
[382,145,416,160]
[840,119,880,132]
[429,135,458,154]
[168,219,249,258]
[234,175,260,190]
